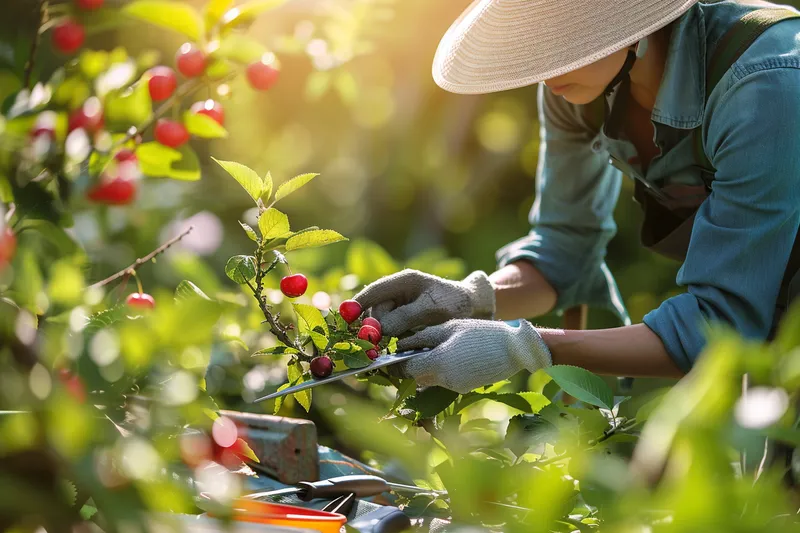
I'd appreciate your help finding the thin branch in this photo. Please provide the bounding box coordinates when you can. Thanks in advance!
[88,225,194,290]
[24,0,48,90]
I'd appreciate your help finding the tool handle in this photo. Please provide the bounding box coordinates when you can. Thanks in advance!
[296,475,390,501]
[347,506,411,533]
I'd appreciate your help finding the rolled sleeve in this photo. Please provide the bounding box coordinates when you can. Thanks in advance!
[644,68,800,369]
[497,84,629,323]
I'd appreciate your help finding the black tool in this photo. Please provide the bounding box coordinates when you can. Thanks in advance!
[346,506,411,533]
[245,474,444,502]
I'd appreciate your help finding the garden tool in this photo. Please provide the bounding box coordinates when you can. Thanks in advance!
[245,474,445,502]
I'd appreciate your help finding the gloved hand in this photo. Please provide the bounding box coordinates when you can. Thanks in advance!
[394,319,552,394]
[353,270,495,337]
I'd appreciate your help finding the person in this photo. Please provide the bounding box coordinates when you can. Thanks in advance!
[353,0,800,394]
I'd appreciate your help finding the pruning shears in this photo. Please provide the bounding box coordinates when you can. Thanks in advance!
[251,350,429,404]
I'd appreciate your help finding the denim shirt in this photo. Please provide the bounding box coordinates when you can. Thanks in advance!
[496,1,800,371]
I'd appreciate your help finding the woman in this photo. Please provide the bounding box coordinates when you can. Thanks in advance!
[353,0,800,394]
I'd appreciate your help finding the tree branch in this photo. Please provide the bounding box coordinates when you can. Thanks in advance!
[24,0,48,90]
[88,225,194,290]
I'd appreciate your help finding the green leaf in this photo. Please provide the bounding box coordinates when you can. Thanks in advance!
[287,359,302,383]
[252,345,298,357]
[455,392,548,415]
[225,255,257,284]
[294,378,312,413]
[258,208,290,240]
[391,379,417,412]
[104,82,152,131]
[345,239,399,284]
[239,221,259,242]
[221,0,289,28]
[263,171,273,201]
[166,145,201,181]
[409,387,459,419]
[212,158,264,202]
[286,361,311,412]
[309,331,328,351]
[293,303,328,335]
[15,219,80,257]
[123,1,203,41]
[545,365,614,410]
[273,381,292,414]
[214,34,268,64]
[85,306,128,334]
[175,280,212,302]
[285,230,347,251]
[183,111,228,139]
[136,142,182,177]
[343,348,372,369]
[205,0,234,28]
[275,173,319,202]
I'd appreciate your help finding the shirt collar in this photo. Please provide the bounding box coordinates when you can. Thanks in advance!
[650,4,706,129]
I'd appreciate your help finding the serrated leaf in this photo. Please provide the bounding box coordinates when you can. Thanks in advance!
[212,158,263,202]
[294,379,312,412]
[85,306,128,334]
[252,345,298,357]
[184,111,228,139]
[545,365,614,409]
[343,349,372,369]
[409,387,459,419]
[62,480,77,507]
[239,221,259,242]
[137,141,182,177]
[275,173,319,202]
[273,381,292,414]
[309,331,328,351]
[175,280,212,302]
[293,303,328,335]
[285,229,347,251]
[258,208,290,240]
[225,255,257,284]
[391,379,417,412]
[123,1,203,40]
[262,171,273,201]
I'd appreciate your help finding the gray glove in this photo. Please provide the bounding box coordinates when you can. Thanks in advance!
[395,319,552,394]
[354,270,495,337]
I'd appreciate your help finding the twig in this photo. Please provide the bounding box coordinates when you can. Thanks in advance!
[88,225,194,290]
[24,0,47,90]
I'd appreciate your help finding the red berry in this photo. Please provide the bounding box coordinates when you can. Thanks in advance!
[176,43,207,78]
[339,300,362,323]
[126,293,155,309]
[76,0,104,10]
[30,127,55,139]
[0,228,16,267]
[52,20,85,54]
[190,99,225,126]
[362,317,382,336]
[57,369,87,403]
[310,356,333,379]
[87,177,137,205]
[366,349,379,361]
[154,119,189,148]
[358,325,381,345]
[280,274,308,298]
[246,60,280,91]
[68,98,104,133]
[114,149,137,163]
[147,66,177,101]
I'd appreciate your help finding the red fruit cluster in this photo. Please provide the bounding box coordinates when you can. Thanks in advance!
[358,324,381,345]
[68,97,104,134]
[246,59,280,91]
[310,356,333,379]
[191,99,225,126]
[126,292,155,309]
[280,274,308,298]
[87,177,136,205]
[52,19,85,54]
[0,228,16,268]
[148,66,177,101]
[338,300,362,323]
[176,43,207,78]
[155,119,190,148]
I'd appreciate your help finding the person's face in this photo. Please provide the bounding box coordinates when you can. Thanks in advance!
[543,49,629,104]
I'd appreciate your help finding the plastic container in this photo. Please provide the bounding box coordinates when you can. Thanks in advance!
[214,499,347,533]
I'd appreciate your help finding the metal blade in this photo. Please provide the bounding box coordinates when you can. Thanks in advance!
[251,350,429,404]
[243,487,301,500]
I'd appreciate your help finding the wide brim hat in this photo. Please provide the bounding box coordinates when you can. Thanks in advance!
[432,0,699,94]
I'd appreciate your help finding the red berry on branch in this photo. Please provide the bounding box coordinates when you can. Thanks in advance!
[310,356,333,379]
[358,325,381,345]
[68,97,104,133]
[361,317,382,336]
[148,66,177,101]
[114,149,137,163]
[52,20,85,54]
[87,177,137,205]
[339,300,362,323]
[126,292,155,309]
[176,43,207,78]
[246,59,280,91]
[190,99,225,126]
[280,274,308,298]
[76,0,104,10]
[0,228,17,267]
[154,119,189,148]
[366,348,379,361]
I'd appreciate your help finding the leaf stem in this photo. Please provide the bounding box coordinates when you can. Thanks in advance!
[87,225,194,290]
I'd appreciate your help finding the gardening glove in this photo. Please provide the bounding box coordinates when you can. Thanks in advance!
[394,318,552,394]
[354,269,495,337]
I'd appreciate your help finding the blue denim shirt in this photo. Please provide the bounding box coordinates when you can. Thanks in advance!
[496,1,800,371]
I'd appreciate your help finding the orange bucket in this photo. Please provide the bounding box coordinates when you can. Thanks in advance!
[216,499,347,533]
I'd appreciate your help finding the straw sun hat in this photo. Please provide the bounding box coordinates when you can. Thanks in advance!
[432,0,700,94]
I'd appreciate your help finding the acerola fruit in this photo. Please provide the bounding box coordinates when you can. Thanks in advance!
[126,292,155,309]
[339,300,362,323]
[154,119,189,148]
[68,98,104,133]
[358,325,381,345]
[280,274,308,298]
[310,356,334,379]
[52,20,85,54]
[362,317,382,336]
[190,99,225,126]
[366,349,379,361]
[148,66,177,101]
[87,177,136,205]
[0,228,17,267]
[114,149,137,163]
[76,0,104,10]
[246,60,280,91]
[176,43,207,78]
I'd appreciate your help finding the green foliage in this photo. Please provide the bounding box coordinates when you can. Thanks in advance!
[545,365,614,409]
[122,1,204,40]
